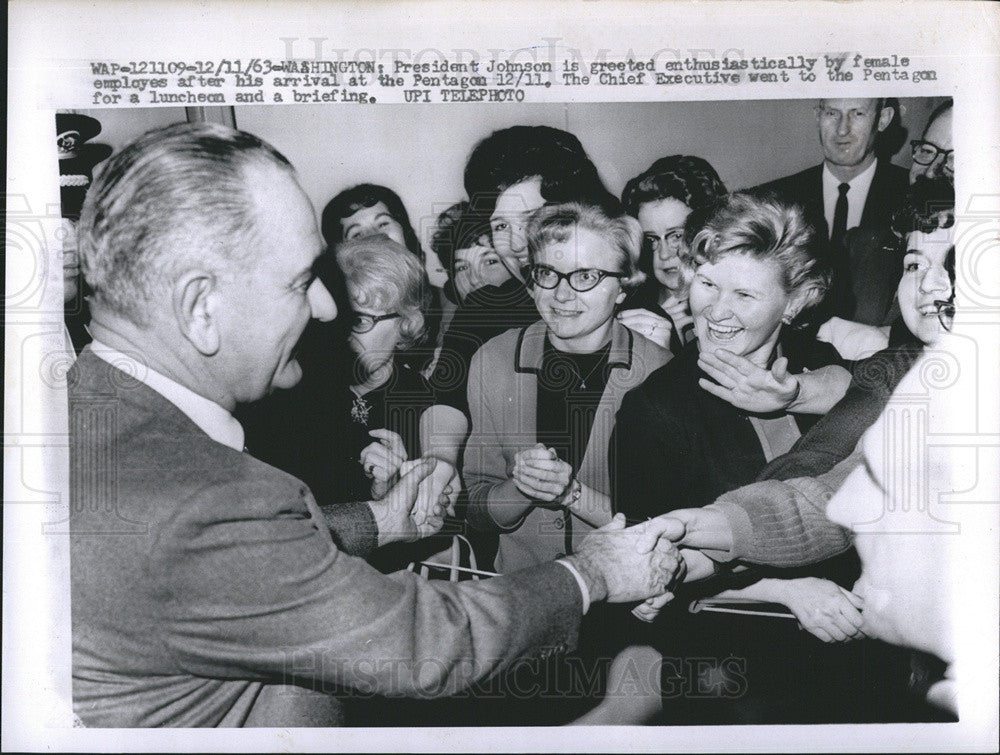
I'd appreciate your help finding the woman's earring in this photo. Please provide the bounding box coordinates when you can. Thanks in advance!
[780,314,793,325]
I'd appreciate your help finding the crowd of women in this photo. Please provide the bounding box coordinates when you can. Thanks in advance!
[239,101,956,725]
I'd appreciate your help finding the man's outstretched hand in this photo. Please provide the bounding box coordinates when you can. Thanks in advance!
[368,458,455,546]
[565,514,685,604]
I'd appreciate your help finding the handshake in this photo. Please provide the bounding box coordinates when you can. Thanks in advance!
[563,507,734,612]
[562,514,686,605]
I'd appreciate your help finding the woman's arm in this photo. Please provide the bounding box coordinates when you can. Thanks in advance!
[462,349,535,533]
[712,577,865,643]
[419,403,468,467]
[697,349,851,416]
[560,479,614,528]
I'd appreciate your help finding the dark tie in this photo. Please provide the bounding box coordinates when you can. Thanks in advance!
[830,182,850,249]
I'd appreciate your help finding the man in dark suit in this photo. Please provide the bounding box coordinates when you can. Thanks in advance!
[759,98,910,324]
[69,122,682,727]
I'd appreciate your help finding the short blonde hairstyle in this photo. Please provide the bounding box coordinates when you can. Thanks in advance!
[526,202,645,291]
[686,192,831,317]
[336,234,429,349]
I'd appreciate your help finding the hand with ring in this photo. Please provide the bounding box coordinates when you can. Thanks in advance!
[616,309,673,350]
[359,428,408,500]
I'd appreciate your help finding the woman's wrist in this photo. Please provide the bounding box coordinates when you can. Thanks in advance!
[558,477,582,509]
[784,375,803,410]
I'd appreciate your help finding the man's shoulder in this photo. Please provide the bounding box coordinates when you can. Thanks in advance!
[872,159,911,198]
[69,349,309,514]
[876,158,910,184]
[755,163,822,199]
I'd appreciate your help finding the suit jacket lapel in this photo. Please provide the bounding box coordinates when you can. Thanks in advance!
[860,158,893,228]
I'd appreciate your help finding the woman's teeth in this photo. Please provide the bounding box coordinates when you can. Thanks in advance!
[707,321,741,339]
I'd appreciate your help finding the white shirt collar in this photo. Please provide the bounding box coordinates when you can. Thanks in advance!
[89,339,245,452]
[822,158,878,236]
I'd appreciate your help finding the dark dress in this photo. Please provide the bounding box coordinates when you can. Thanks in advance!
[610,332,844,521]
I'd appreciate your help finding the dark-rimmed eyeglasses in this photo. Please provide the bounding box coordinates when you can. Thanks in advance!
[529,264,625,292]
[644,229,685,254]
[910,140,954,172]
[350,311,401,333]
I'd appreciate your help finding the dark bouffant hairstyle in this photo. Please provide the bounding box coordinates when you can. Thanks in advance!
[890,176,955,240]
[621,155,727,218]
[430,201,493,274]
[321,183,424,262]
[462,125,616,214]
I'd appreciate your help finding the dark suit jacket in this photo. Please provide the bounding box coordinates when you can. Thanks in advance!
[757,159,909,325]
[69,348,582,727]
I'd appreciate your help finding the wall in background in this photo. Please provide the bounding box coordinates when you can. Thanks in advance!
[78,97,947,249]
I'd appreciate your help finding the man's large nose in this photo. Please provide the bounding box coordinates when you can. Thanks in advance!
[308,278,337,321]
[927,154,947,179]
[836,113,851,135]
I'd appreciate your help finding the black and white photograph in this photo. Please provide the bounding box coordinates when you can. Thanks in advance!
[5,1,999,751]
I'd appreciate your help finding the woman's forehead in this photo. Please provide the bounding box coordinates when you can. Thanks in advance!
[907,226,953,254]
[537,226,613,263]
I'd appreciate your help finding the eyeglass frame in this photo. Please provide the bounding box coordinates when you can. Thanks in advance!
[529,263,626,292]
[350,311,401,333]
[643,228,686,254]
[910,139,954,170]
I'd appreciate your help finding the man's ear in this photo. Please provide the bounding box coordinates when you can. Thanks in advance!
[173,270,220,355]
[877,105,895,133]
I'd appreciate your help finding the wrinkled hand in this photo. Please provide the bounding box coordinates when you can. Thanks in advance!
[410,458,459,537]
[779,577,866,643]
[569,514,684,603]
[370,458,437,547]
[360,429,408,500]
[617,309,673,350]
[512,444,572,502]
[631,590,675,623]
[698,349,800,413]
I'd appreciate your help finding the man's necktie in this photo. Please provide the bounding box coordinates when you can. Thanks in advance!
[830,182,850,248]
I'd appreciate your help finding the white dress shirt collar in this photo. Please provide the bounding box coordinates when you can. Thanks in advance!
[89,339,245,452]
[822,158,878,237]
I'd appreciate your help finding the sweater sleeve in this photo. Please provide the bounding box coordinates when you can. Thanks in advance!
[463,343,533,533]
[759,347,916,482]
[708,449,861,567]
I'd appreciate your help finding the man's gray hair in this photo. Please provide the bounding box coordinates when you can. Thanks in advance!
[78,121,294,323]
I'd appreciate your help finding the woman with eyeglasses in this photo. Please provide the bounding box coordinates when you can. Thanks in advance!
[322,183,449,376]
[617,155,728,353]
[331,235,461,524]
[762,176,956,482]
[463,201,670,573]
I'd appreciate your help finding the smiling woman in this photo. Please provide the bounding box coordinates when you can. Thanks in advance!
[611,193,843,522]
[464,201,670,573]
